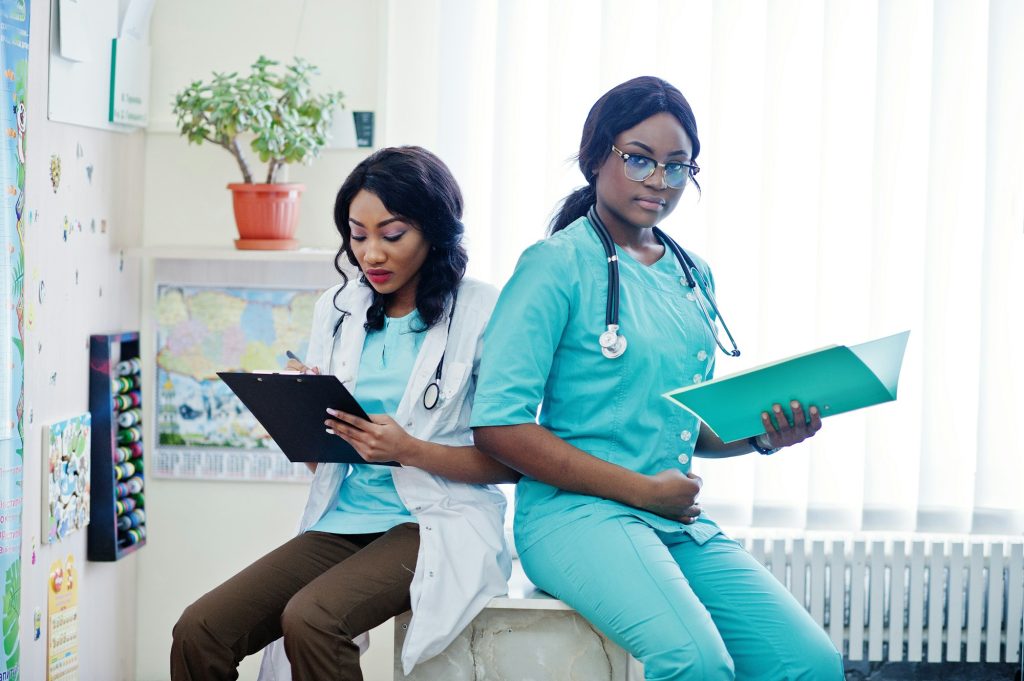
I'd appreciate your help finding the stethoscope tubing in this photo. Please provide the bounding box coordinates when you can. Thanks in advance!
[328,286,458,411]
[586,206,740,358]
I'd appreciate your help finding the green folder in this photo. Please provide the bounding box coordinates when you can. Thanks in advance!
[663,331,910,442]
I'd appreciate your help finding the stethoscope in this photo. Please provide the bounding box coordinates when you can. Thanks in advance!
[328,290,457,410]
[587,206,741,360]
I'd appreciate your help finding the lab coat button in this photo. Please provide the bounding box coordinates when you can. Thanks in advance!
[677,453,690,465]
[680,430,692,442]
[428,571,435,578]
[406,420,413,427]
[424,525,432,531]
[692,374,703,384]
[696,350,708,362]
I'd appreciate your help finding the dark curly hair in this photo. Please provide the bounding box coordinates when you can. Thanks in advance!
[332,146,468,334]
[549,76,701,234]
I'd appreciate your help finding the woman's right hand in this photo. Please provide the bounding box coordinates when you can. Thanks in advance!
[637,469,703,523]
[285,358,320,375]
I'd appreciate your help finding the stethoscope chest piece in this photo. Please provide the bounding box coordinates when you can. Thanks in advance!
[599,325,627,359]
[422,381,441,410]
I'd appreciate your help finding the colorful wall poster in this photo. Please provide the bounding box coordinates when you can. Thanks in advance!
[155,285,320,450]
[42,414,91,544]
[46,555,78,681]
[1,0,30,678]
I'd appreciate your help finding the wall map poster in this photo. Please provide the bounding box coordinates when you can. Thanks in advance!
[154,285,319,481]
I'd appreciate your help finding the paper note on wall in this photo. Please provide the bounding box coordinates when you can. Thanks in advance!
[57,0,92,62]
[47,555,79,680]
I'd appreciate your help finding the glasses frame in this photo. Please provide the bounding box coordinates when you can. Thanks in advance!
[610,145,700,188]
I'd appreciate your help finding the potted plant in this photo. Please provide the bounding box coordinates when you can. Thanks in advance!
[172,56,344,250]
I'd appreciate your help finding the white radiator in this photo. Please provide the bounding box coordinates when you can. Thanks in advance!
[735,534,1024,663]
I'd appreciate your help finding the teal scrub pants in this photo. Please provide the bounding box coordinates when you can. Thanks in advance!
[519,510,844,681]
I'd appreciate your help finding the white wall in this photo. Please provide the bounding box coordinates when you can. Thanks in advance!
[18,0,147,679]
[143,0,387,249]
[134,2,392,680]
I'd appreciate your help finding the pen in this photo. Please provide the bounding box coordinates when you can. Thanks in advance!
[285,350,303,363]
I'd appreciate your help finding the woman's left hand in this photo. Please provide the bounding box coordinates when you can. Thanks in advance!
[325,409,415,465]
[759,400,823,450]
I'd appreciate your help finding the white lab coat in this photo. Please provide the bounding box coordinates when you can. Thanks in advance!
[257,277,512,679]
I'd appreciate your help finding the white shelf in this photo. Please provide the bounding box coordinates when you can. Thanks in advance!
[126,246,337,263]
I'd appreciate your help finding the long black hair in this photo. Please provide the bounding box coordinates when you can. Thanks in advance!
[332,146,468,333]
[549,76,701,234]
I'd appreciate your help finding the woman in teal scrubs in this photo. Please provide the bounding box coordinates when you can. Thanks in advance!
[472,77,843,680]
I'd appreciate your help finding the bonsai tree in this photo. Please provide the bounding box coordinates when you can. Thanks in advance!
[172,56,344,184]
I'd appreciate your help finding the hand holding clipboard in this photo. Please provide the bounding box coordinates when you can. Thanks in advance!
[219,361,398,466]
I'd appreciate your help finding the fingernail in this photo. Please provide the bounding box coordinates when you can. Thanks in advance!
[810,406,818,415]
[762,413,769,420]
[326,408,337,416]
[324,428,333,434]
[790,400,799,408]
[774,405,782,413]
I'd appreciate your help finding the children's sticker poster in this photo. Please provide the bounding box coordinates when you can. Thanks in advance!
[42,414,92,543]
[1,1,31,679]
[46,555,79,680]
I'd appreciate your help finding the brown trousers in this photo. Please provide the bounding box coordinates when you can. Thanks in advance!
[170,523,420,681]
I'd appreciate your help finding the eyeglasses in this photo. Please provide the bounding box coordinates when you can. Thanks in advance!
[610,145,699,189]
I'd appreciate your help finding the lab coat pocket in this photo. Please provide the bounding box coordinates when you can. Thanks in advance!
[441,361,470,401]
[418,361,473,441]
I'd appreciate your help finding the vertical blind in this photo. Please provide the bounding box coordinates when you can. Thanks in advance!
[382,0,1024,535]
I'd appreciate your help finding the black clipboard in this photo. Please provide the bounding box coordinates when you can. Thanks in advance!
[218,372,397,465]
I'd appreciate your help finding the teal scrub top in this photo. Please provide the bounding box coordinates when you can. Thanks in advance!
[310,310,422,535]
[471,216,723,552]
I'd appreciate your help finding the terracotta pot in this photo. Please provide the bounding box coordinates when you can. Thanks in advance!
[227,183,305,250]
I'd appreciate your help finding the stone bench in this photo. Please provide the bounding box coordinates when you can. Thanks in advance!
[394,561,641,680]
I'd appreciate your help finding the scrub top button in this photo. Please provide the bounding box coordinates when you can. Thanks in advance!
[680,430,692,441]
[696,350,708,362]
[686,292,696,301]
[678,277,688,286]
[692,374,703,384]
[677,453,690,465]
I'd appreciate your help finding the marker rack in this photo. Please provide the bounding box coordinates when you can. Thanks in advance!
[87,332,147,561]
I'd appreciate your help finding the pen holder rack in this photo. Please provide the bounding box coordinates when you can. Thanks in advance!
[88,332,147,561]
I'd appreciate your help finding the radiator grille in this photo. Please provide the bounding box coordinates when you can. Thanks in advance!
[735,535,1024,663]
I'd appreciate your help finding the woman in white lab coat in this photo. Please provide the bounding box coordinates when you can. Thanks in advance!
[171,146,515,681]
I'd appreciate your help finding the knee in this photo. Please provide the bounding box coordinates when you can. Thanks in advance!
[787,640,843,681]
[280,590,347,648]
[172,601,213,653]
[759,633,842,681]
[642,641,735,681]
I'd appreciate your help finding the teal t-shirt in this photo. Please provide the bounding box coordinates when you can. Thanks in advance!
[471,216,722,552]
[310,309,424,535]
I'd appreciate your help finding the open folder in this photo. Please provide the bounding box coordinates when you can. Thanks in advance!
[663,331,910,443]
[218,372,397,465]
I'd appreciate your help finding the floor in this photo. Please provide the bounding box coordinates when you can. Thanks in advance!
[843,659,1021,680]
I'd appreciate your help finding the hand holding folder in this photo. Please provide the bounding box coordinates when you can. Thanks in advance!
[663,331,910,443]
